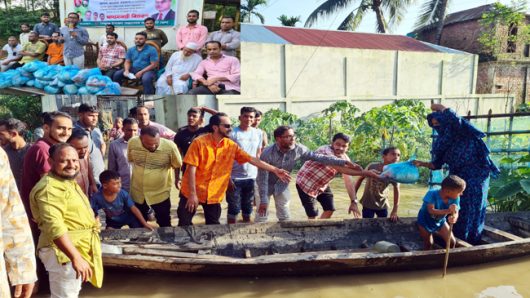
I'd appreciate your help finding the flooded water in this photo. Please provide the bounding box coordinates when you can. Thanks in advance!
[79,256,530,297]
[38,182,530,297]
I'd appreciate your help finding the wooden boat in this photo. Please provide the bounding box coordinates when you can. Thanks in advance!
[100,211,530,276]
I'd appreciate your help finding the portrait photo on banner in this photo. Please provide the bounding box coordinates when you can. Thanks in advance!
[75,0,178,26]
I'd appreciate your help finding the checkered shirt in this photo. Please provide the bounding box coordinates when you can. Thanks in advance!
[296,145,340,197]
[99,44,126,68]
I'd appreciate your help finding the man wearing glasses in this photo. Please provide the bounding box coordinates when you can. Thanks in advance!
[256,126,363,222]
[177,113,291,226]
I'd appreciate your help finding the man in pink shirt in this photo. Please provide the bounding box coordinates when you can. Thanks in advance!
[135,105,176,140]
[188,41,240,95]
[176,9,208,51]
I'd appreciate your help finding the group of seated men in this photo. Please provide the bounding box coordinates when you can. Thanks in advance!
[0,9,241,95]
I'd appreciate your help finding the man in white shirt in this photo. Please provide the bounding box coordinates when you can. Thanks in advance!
[156,42,202,95]
[98,24,123,47]
[0,36,22,71]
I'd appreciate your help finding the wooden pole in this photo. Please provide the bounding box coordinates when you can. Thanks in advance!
[442,222,454,277]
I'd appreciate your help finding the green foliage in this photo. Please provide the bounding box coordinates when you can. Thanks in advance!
[478,0,530,59]
[0,95,43,130]
[240,0,267,24]
[0,6,59,45]
[488,153,530,211]
[257,100,432,176]
[277,15,301,27]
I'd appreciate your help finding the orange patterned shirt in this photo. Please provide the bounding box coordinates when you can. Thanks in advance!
[181,133,252,204]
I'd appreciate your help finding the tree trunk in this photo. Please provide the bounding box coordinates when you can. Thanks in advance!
[434,0,449,45]
[372,0,387,33]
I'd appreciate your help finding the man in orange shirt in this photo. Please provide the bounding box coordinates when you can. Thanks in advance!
[178,112,291,226]
[46,32,64,65]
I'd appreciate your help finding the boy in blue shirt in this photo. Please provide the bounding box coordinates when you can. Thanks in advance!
[417,175,466,250]
[92,170,154,230]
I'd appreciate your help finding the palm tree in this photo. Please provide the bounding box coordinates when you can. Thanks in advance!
[240,0,267,24]
[304,0,415,34]
[415,0,450,44]
[278,15,301,27]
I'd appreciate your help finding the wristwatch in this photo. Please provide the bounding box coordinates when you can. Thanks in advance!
[351,199,358,204]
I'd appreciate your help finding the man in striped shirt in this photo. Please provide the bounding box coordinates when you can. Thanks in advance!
[256,126,364,222]
[296,133,379,219]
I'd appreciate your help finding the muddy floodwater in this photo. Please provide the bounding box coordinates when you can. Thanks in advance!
[39,182,530,297]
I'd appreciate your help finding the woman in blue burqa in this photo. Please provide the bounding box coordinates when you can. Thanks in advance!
[414,104,499,245]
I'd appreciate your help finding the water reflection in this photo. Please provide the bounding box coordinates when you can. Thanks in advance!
[80,256,530,298]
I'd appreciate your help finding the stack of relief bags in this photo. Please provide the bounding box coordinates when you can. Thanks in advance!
[0,61,121,95]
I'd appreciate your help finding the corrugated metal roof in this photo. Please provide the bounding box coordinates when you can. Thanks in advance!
[444,4,495,26]
[241,24,290,44]
[263,25,439,52]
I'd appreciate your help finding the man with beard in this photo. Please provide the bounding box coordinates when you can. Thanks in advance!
[143,17,168,49]
[206,16,240,57]
[256,126,367,223]
[98,24,123,47]
[59,12,89,68]
[30,143,103,296]
[189,41,240,95]
[295,133,378,219]
[128,126,182,227]
[113,32,159,95]
[0,118,30,192]
[97,32,126,79]
[176,9,207,51]
[21,111,72,294]
[108,118,138,192]
[74,104,105,186]
[151,0,175,21]
[21,111,73,216]
[0,36,22,72]
[177,113,291,226]
[135,105,175,140]
[10,31,46,69]
[33,12,59,42]
[173,107,215,188]
[46,32,64,65]
[156,42,202,95]
[19,23,31,45]
[67,128,97,197]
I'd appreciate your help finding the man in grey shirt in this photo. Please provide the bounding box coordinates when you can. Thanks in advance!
[59,12,89,68]
[33,12,59,42]
[0,118,30,192]
[74,104,105,186]
[256,125,361,222]
[206,16,240,57]
[108,118,138,192]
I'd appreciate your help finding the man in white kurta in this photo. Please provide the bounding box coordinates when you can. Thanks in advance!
[0,147,37,297]
[156,42,202,95]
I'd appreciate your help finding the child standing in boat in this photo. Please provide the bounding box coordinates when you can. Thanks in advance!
[92,170,154,230]
[417,175,466,250]
[353,147,401,221]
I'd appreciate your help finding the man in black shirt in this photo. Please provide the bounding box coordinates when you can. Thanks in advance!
[174,106,217,186]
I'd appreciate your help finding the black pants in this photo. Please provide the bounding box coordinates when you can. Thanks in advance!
[135,198,172,227]
[187,85,240,95]
[177,194,221,226]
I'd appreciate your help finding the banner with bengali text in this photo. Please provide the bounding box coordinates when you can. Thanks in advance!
[74,0,178,27]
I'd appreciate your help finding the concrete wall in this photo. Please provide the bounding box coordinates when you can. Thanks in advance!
[59,0,204,51]
[223,42,480,117]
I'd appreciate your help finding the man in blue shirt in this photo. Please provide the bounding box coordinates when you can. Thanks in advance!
[33,12,59,42]
[59,12,89,68]
[113,32,159,94]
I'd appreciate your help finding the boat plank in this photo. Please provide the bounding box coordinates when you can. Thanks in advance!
[121,247,233,260]
[483,225,523,242]
[508,217,530,232]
